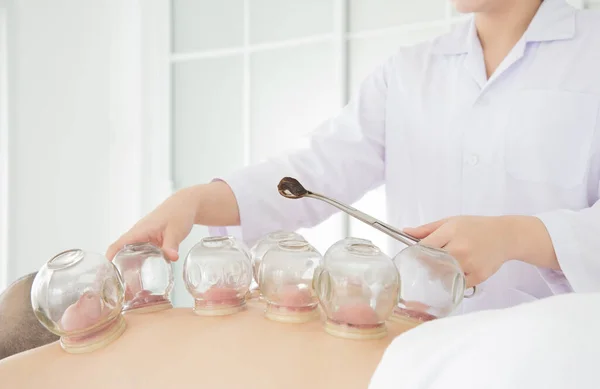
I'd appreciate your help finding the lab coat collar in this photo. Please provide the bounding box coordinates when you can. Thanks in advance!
[524,0,576,42]
[433,0,576,56]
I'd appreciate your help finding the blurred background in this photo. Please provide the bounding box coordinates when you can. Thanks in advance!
[0,0,595,305]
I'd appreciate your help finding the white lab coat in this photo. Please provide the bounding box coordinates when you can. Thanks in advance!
[211,0,600,313]
[368,292,600,389]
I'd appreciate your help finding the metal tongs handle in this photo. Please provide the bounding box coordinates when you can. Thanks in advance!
[306,193,420,247]
[305,192,477,299]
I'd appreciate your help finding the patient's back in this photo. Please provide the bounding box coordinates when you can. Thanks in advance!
[0,301,413,389]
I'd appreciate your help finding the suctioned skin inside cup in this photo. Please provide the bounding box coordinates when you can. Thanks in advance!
[264,285,319,324]
[325,303,387,340]
[125,290,172,313]
[258,239,322,323]
[184,236,253,316]
[59,291,126,353]
[331,303,380,326]
[193,286,247,316]
[61,291,109,332]
[277,285,314,307]
[390,301,438,325]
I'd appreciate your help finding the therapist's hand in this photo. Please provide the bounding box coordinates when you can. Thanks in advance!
[106,181,240,262]
[403,216,518,287]
[106,191,197,262]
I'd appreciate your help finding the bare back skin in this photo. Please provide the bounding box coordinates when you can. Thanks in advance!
[0,301,414,389]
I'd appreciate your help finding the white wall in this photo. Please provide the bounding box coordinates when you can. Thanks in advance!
[0,0,149,291]
[0,5,8,291]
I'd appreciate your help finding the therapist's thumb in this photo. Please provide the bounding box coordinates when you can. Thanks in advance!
[161,228,181,262]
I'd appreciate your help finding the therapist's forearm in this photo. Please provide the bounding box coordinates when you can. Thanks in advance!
[504,215,560,270]
[178,181,241,227]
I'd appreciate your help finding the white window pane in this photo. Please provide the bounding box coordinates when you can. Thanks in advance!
[250,42,337,162]
[298,214,346,255]
[173,56,244,187]
[249,0,334,44]
[349,0,447,32]
[250,42,343,253]
[172,0,244,53]
[349,25,450,94]
[172,56,243,306]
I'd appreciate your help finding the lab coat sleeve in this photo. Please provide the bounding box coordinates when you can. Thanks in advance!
[209,59,393,247]
[535,150,600,294]
[535,198,600,294]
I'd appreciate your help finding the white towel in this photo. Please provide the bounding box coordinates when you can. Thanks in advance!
[370,293,600,389]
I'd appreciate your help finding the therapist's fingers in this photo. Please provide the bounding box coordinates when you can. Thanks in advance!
[107,233,143,261]
[160,226,182,262]
[403,218,449,239]
[106,228,165,261]
[418,224,453,249]
[106,225,181,262]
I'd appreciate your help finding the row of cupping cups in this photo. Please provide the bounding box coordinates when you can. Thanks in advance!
[30,231,467,352]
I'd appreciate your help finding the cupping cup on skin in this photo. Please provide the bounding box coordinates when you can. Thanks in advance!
[30,249,126,354]
[390,244,466,324]
[258,239,322,323]
[183,236,253,316]
[250,231,306,298]
[112,243,174,314]
[314,238,400,340]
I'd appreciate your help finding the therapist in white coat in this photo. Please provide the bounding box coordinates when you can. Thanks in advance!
[108,0,600,314]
